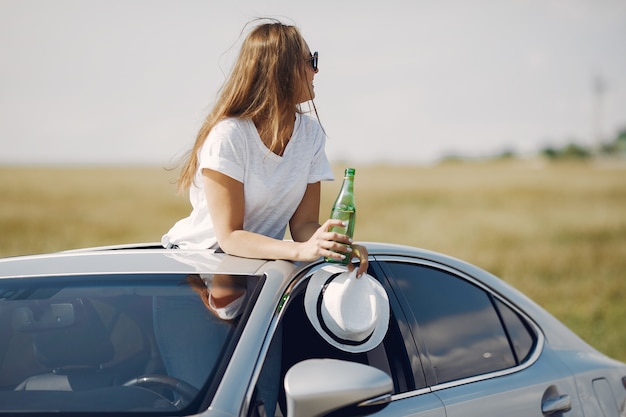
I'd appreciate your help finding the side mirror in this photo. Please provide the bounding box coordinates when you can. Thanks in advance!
[284,359,393,417]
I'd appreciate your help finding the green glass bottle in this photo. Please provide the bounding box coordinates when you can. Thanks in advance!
[325,168,356,264]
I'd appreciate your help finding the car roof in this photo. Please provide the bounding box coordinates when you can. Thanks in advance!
[0,241,472,280]
[0,246,270,279]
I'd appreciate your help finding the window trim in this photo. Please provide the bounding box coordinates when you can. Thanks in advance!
[373,255,545,393]
[374,260,435,388]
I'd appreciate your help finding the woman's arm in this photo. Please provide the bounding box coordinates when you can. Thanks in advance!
[289,182,324,243]
[202,169,351,263]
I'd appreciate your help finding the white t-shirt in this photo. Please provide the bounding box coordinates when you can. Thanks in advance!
[162,113,335,249]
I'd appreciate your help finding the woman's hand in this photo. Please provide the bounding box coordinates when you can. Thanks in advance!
[296,219,351,262]
[296,219,369,276]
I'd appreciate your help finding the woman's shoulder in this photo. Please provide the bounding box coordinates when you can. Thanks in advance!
[298,112,320,125]
[214,116,253,131]
[296,113,324,136]
[209,117,255,141]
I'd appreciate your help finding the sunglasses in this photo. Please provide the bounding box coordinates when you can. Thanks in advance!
[307,51,318,71]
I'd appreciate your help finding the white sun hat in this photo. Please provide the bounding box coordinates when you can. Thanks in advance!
[304,265,390,353]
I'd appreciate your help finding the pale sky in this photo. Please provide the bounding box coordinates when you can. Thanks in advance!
[1,0,625,165]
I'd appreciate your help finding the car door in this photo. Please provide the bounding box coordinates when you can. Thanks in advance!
[363,261,446,417]
[271,264,446,417]
[375,256,584,417]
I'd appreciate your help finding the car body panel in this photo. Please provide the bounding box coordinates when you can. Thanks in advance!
[432,346,583,416]
[371,393,445,417]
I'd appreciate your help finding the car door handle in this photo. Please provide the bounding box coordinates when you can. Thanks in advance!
[541,394,571,415]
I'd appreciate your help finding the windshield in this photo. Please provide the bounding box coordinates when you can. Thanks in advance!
[0,273,263,413]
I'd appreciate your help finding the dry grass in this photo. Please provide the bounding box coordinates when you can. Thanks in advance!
[1,160,625,361]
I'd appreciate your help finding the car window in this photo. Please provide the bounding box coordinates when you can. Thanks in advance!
[494,298,535,363]
[383,262,535,385]
[274,269,416,404]
[0,273,262,414]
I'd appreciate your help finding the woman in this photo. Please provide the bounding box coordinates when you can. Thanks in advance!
[162,20,368,275]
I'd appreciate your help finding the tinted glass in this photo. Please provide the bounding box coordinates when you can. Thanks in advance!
[494,298,535,363]
[0,273,261,413]
[278,270,418,397]
[385,262,516,384]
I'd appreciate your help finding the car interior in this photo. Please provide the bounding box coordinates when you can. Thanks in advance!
[0,271,412,415]
[0,285,180,412]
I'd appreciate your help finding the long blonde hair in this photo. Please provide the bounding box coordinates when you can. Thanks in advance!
[177,21,312,192]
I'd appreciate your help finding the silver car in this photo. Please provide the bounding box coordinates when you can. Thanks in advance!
[0,242,624,417]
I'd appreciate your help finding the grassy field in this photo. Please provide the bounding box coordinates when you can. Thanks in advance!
[1,160,625,361]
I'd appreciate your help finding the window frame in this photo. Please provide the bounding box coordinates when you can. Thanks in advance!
[273,263,427,399]
[373,255,544,393]
[366,261,429,394]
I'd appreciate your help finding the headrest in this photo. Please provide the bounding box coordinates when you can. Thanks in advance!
[32,299,114,368]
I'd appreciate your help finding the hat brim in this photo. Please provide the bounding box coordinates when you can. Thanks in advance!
[304,265,390,353]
